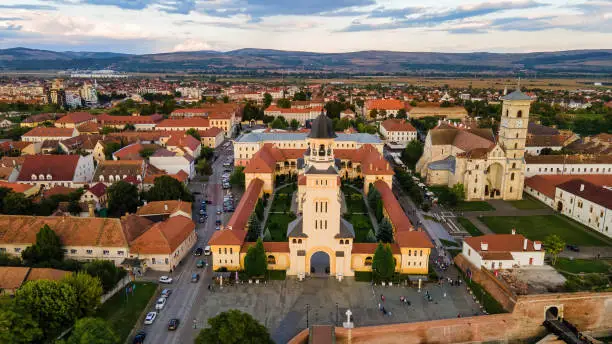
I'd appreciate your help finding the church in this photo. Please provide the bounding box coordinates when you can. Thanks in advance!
[416,90,531,201]
[209,113,432,279]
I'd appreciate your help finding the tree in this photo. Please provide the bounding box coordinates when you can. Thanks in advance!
[196,158,213,175]
[83,260,126,292]
[379,109,388,118]
[229,166,245,189]
[292,91,308,101]
[372,243,396,282]
[366,229,377,243]
[186,128,201,141]
[103,141,122,160]
[263,93,273,108]
[106,180,140,217]
[146,175,194,202]
[289,119,299,131]
[62,272,103,318]
[376,218,394,243]
[324,101,348,118]
[276,98,291,108]
[543,234,565,265]
[2,191,32,215]
[401,140,424,171]
[246,214,261,241]
[0,251,22,266]
[64,317,118,344]
[0,301,42,344]
[263,228,272,241]
[244,239,267,277]
[14,279,78,340]
[21,225,64,266]
[195,310,273,344]
[450,183,465,201]
[255,199,264,220]
[123,123,136,131]
[369,109,378,119]
[270,116,288,129]
[375,199,383,222]
[201,146,215,160]
[138,147,156,159]
[396,108,407,119]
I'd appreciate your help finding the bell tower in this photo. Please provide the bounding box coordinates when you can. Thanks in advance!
[499,89,531,200]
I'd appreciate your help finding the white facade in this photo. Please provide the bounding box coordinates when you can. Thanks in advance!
[555,186,612,237]
[525,162,612,177]
[379,126,417,147]
[525,146,562,156]
[149,156,195,179]
[462,237,545,270]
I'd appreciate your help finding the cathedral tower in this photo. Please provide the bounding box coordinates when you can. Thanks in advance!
[499,89,531,200]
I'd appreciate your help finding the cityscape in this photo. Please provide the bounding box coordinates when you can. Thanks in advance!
[0,1,611,344]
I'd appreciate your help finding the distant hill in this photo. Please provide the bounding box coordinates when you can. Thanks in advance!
[0,47,611,77]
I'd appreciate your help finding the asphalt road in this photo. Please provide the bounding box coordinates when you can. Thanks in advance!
[137,141,234,344]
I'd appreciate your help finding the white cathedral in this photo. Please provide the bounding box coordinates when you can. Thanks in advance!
[416,89,532,201]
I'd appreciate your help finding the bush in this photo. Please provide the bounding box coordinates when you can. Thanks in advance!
[266,270,286,280]
[354,271,373,282]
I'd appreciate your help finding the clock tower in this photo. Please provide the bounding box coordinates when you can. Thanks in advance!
[498,89,531,200]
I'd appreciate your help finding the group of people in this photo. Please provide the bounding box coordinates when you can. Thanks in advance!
[378,294,392,316]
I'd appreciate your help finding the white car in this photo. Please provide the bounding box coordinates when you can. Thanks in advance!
[204,246,211,256]
[159,276,173,284]
[155,297,166,310]
[144,311,157,325]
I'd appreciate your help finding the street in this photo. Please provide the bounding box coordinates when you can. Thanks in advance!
[136,141,234,344]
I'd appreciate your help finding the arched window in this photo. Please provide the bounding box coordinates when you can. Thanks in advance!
[46,174,52,180]
[99,175,104,182]
[31,174,37,181]
[511,173,515,181]
[292,239,296,244]
[298,239,302,244]
[115,175,120,181]
[515,133,519,138]
[339,240,344,245]
[39,174,44,180]
[365,257,373,266]
[517,110,523,118]
[506,110,509,116]
[512,163,516,169]
[109,175,114,182]
[408,249,411,256]
[514,143,518,149]
[267,255,276,264]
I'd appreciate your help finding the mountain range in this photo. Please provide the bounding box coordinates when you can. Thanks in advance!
[1,47,611,77]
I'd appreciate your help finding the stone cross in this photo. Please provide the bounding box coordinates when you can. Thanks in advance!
[345,309,352,323]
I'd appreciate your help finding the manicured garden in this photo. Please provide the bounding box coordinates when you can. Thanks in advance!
[265,183,298,242]
[508,197,545,210]
[341,185,375,243]
[480,215,611,246]
[456,217,483,236]
[269,184,296,213]
[95,281,157,343]
[555,258,610,274]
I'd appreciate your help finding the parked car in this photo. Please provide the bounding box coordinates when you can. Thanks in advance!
[144,312,157,325]
[199,209,205,215]
[168,318,180,331]
[194,247,203,256]
[204,246,211,256]
[215,225,220,230]
[199,217,205,223]
[216,210,222,215]
[159,276,173,284]
[155,297,166,310]
[215,219,222,225]
[196,259,205,268]
[566,244,580,252]
[161,289,172,298]
[133,330,146,344]
[191,273,200,283]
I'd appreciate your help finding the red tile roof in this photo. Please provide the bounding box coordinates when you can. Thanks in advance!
[336,145,394,175]
[464,234,541,254]
[55,112,94,124]
[166,134,200,151]
[226,178,263,231]
[208,229,247,246]
[374,180,413,233]
[0,267,30,290]
[525,174,612,199]
[136,200,192,217]
[557,179,612,209]
[381,119,417,132]
[0,181,37,193]
[156,118,210,129]
[97,114,163,125]
[25,268,70,282]
[113,143,160,160]
[17,155,81,182]
[365,99,407,111]
[129,216,195,254]
[395,230,433,248]
[200,127,224,137]
[22,127,74,138]
[43,186,77,198]
[86,182,107,197]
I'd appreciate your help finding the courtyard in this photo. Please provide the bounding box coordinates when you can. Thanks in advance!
[193,277,485,344]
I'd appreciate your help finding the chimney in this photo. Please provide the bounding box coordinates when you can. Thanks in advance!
[511,228,516,235]
[164,203,168,211]
[88,203,95,217]
[533,241,542,251]
[580,184,585,192]
[369,163,373,170]
[523,238,528,251]
[480,242,488,251]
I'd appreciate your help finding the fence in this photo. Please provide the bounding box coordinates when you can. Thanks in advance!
[101,275,132,304]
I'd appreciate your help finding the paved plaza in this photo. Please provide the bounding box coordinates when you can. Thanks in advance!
[192,276,484,344]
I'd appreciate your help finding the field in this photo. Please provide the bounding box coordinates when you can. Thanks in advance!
[555,258,611,274]
[95,281,158,343]
[456,217,483,236]
[480,215,611,246]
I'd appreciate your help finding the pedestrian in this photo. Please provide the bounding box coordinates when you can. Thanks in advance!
[381,294,385,302]
[378,303,382,310]
[457,313,461,318]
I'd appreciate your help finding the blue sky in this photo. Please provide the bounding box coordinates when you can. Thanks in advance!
[0,0,609,53]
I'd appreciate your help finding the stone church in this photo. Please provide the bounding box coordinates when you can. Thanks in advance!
[416,90,531,201]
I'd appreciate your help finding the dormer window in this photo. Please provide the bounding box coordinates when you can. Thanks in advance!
[46,174,52,180]
[99,176,104,182]
[136,175,142,181]
[31,174,37,180]
[109,175,114,182]
[116,175,120,181]
[39,174,45,180]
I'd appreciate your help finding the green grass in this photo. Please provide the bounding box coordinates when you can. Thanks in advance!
[346,214,375,243]
[270,184,296,213]
[440,238,459,247]
[457,268,506,314]
[454,201,495,211]
[554,258,611,274]
[480,215,611,246]
[508,197,545,210]
[457,217,483,236]
[342,186,367,213]
[95,281,157,343]
[265,213,297,242]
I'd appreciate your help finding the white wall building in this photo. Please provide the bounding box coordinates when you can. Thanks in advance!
[462,233,545,270]
[525,155,612,177]
[555,179,612,237]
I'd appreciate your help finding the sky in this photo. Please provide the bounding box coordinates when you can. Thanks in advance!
[0,0,610,54]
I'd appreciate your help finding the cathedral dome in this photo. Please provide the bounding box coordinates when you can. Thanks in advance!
[308,112,337,139]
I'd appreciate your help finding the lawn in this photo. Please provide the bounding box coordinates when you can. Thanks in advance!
[342,186,367,213]
[480,215,611,246]
[96,281,157,343]
[265,213,297,242]
[508,197,545,210]
[454,201,495,211]
[555,258,611,274]
[342,186,374,243]
[270,184,296,213]
[457,217,483,236]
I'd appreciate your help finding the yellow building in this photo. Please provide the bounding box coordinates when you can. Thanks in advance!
[209,113,432,278]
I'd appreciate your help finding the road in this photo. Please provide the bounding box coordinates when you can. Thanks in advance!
[138,141,234,344]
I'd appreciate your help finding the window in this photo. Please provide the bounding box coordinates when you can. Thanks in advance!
[292,239,296,243]
[152,258,156,264]
[14,247,21,253]
[165,258,169,264]
[468,249,471,256]
[339,240,344,245]
[267,255,276,264]
[512,163,516,169]
[218,248,222,254]
[514,143,518,149]
[230,248,233,254]
[224,248,227,254]
[103,250,109,255]
[71,249,77,254]
[117,250,124,256]
[517,110,523,118]
[408,249,411,256]
[510,173,515,181]
[298,239,302,244]
[86,249,93,255]
[365,257,373,266]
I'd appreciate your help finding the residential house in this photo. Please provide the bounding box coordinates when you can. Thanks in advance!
[555,179,612,238]
[54,112,96,128]
[112,142,161,160]
[148,149,194,179]
[97,114,163,131]
[59,134,101,155]
[136,200,192,222]
[462,233,545,270]
[80,182,107,210]
[0,267,70,295]
[200,127,224,148]
[364,99,408,119]
[16,154,95,189]
[380,119,417,149]
[20,113,58,128]
[21,127,78,143]
[166,134,201,159]
[0,181,40,197]
[93,160,146,186]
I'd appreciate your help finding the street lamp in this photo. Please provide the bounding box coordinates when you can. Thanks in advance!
[306,304,310,328]
[336,303,339,326]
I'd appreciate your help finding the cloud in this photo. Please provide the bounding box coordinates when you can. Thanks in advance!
[0,4,57,10]
[197,0,376,19]
[0,17,24,21]
[172,38,211,52]
[341,1,547,32]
